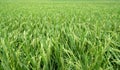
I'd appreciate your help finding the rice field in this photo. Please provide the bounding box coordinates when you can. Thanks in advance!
[0,0,120,70]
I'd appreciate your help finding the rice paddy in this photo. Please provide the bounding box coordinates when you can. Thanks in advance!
[0,0,120,70]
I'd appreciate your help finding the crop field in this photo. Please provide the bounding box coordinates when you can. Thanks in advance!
[0,0,120,70]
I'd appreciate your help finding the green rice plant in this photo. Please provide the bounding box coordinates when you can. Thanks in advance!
[0,0,120,70]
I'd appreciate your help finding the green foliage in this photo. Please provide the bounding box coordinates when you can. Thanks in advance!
[0,1,120,70]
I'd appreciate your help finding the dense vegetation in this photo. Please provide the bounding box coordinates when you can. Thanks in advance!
[0,0,120,70]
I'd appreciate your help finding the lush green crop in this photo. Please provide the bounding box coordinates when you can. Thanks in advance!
[0,1,120,70]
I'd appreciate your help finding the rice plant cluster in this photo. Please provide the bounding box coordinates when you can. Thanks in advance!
[0,1,120,70]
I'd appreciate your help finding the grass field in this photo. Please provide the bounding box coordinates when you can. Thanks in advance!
[0,0,120,70]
